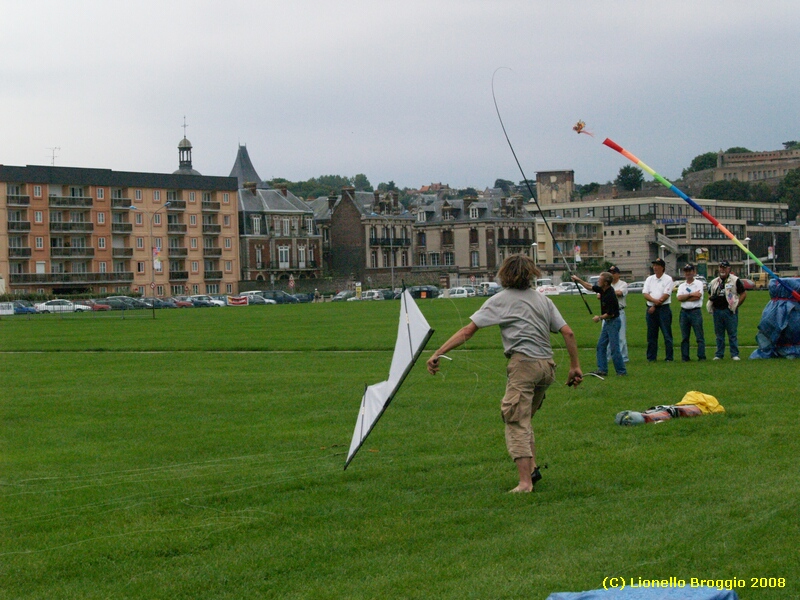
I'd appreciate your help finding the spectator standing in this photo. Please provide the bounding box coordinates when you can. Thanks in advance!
[707,260,747,360]
[606,266,629,363]
[676,264,706,361]
[572,272,626,377]
[642,258,675,362]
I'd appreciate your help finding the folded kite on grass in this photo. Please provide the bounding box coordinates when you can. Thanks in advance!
[615,391,724,426]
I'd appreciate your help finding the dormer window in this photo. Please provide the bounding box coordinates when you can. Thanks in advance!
[470,206,479,219]
[443,210,452,221]
[417,211,427,223]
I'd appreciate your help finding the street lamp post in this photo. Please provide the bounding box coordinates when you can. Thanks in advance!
[660,244,666,261]
[744,237,751,278]
[131,202,171,318]
[531,242,538,265]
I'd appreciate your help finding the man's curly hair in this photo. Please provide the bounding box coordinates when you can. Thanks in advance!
[497,253,541,290]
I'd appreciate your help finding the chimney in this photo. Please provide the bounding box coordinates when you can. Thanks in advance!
[244,181,257,194]
[277,185,288,197]
[328,194,337,212]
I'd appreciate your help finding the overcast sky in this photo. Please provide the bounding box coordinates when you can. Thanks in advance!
[2,1,798,191]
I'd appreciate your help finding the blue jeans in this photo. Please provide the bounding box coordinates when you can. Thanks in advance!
[646,304,674,361]
[679,308,706,361]
[605,309,629,363]
[597,316,626,375]
[713,307,739,358]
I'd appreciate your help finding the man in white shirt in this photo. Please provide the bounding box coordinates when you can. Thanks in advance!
[642,258,674,362]
[676,263,706,361]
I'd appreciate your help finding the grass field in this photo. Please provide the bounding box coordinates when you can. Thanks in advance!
[1,293,797,599]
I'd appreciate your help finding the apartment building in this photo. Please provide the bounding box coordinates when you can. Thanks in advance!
[1,139,239,297]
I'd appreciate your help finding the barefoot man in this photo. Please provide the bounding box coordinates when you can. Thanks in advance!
[427,254,583,493]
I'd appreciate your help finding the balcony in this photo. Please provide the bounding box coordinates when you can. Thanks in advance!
[9,247,32,258]
[169,271,189,281]
[112,248,134,258]
[167,201,186,211]
[48,196,93,208]
[202,201,221,211]
[168,247,188,257]
[49,222,94,233]
[111,198,133,209]
[7,195,30,206]
[168,223,187,234]
[369,237,412,247]
[112,223,133,234]
[50,247,96,258]
[268,261,318,270]
[497,239,532,247]
[8,221,31,232]
[203,247,222,257]
[10,271,133,284]
[203,270,223,280]
[202,224,221,234]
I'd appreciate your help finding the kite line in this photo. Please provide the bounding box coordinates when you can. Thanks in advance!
[600,136,800,302]
[492,68,593,314]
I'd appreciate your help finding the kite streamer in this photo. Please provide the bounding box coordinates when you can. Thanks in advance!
[601,137,800,302]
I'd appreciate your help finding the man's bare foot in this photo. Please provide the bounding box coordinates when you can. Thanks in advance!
[509,485,533,493]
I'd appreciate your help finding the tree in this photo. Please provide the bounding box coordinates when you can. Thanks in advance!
[700,180,751,201]
[457,187,478,198]
[517,179,536,201]
[576,182,600,198]
[776,168,800,220]
[377,181,397,192]
[615,165,644,191]
[682,152,718,177]
[353,173,372,192]
[783,141,799,150]
[494,179,515,194]
[725,146,752,154]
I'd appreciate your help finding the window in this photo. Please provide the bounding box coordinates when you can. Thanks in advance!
[137,262,145,273]
[278,246,290,268]
[225,261,232,272]
[99,262,107,273]
[189,192,196,202]
[444,252,454,266]
[34,185,42,197]
[417,211,426,222]
[135,213,143,225]
[223,215,230,226]
[97,188,105,200]
[282,219,290,236]
[371,251,378,268]
[401,251,408,267]
[203,192,211,202]
[191,261,199,273]
[35,237,44,249]
[154,190,161,202]
[469,228,479,244]
[190,214,197,226]
[98,237,106,249]
[470,206,479,219]
[224,238,232,249]
[223,193,229,204]
[97,212,106,224]
[298,246,306,267]
[153,213,162,225]
[252,216,261,235]
[429,252,440,266]
[305,217,314,233]
[471,251,480,267]
[418,253,427,266]
[35,211,43,223]
[137,237,144,249]
[135,190,142,201]
[191,238,198,249]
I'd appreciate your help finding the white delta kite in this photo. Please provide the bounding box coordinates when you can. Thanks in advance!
[344,288,434,469]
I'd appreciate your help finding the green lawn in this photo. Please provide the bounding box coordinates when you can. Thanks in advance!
[1,293,796,599]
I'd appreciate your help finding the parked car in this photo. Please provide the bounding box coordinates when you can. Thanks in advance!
[168,296,195,308]
[360,290,386,301]
[558,282,589,295]
[478,282,502,296]
[627,281,645,293]
[439,287,470,299]
[245,294,276,305]
[259,290,299,304]
[408,285,439,299]
[291,293,315,303]
[378,289,397,300]
[13,300,37,315]
[106,296,148,309]
[190,294,224,307]
[332,290,356,302]
[34,299,92,313]
[141,297,177,309]
[462,286,477,297]
[84,299,112,311]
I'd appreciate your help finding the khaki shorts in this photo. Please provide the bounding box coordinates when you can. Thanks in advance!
[501,353,556,460]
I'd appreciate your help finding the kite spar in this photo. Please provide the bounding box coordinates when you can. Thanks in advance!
[600,137,800,302]
[344,288,434,469]
[492,69,593,314]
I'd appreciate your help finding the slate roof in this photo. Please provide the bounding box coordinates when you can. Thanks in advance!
[412,197,534,224]
[0,164,236,191]
[229,145,262,187]
[238,187,313,216]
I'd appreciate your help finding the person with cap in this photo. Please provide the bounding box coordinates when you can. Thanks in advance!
[642,258,675,362]
[607,266,629,363]
[676,264,706,361]
[572,271,626,377]
[707,260,747,360]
